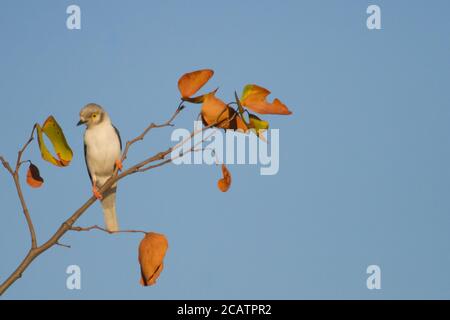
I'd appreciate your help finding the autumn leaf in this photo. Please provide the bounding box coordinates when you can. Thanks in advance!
[36,116,73,167]
[248,113,269,141]
[178,69,214,99]
[138,232,168,286]
[26,163,44,188]
[201,92,248,131]
[241,84,292,115]
[217,164,232,192]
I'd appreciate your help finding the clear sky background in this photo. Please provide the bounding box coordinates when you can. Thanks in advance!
[1,0,450,299]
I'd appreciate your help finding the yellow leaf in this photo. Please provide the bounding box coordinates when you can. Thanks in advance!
[178,69,214,98]
[241,84,292,115]
[26,163,44,188]
[217,164,232,192]
[138,232,168,286]
[201,92,248,131]
[36,116,73,167]
[248,113,269,141]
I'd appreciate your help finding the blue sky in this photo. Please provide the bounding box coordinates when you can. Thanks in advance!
[1,0,450,299]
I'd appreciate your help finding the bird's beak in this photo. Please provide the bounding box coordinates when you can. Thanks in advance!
[77,119,86,126]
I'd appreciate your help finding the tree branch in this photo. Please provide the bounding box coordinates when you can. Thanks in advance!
[120,103,184,163]
[12,173,37,249]
[0,156,14,175]
[15,125,36,171]
[0,105,236,296]
[70,224,147,235]
[1,125,38,250]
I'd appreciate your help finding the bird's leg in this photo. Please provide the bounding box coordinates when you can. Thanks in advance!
[115,158,123,171]
[92,179,103,200]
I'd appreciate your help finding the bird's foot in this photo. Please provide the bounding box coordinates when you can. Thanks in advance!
[92,185,103,200]
[115,159,123,171]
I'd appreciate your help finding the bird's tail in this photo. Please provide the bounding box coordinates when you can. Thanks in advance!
[100,185,119,232]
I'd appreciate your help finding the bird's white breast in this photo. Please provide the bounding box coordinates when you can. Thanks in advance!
[84,122,121,185]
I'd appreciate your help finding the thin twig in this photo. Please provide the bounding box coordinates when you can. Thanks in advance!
[0,156,14,175]
[55,242,71,249]
[15,125,36,171]
[70,225,147,235]
[137,158,173,173]
[120,104,184,163]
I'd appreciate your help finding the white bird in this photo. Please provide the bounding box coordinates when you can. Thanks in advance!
[78,103,122,232]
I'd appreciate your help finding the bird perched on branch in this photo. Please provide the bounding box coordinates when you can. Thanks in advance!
[77,103,122,232]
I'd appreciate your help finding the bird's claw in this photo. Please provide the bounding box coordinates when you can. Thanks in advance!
[115,159,123,171]
[92,185,103,200]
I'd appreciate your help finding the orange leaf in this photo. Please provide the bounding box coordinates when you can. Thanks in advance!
[241,84,292,115]
[178,69,214,98]
[26,163,44,188]
[138,232,168,286]
[217,164,232,192]
[201,93,248,131]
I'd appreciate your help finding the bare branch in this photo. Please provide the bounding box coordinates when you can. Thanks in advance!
[120,104,184,163]
[55,242,71,249]
[15,125,36,171]
[12,173,38,249]
[0,156,14,175]
[1,126,39,250]
[137,158,172,173]
[70,224,147,235]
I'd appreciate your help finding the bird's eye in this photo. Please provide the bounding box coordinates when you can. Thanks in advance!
[92,114,97,118]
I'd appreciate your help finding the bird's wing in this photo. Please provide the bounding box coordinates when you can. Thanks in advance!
[84,141,93,184]
[113,125,122,151]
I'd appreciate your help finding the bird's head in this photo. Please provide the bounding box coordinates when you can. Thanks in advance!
[77,103,105,128]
